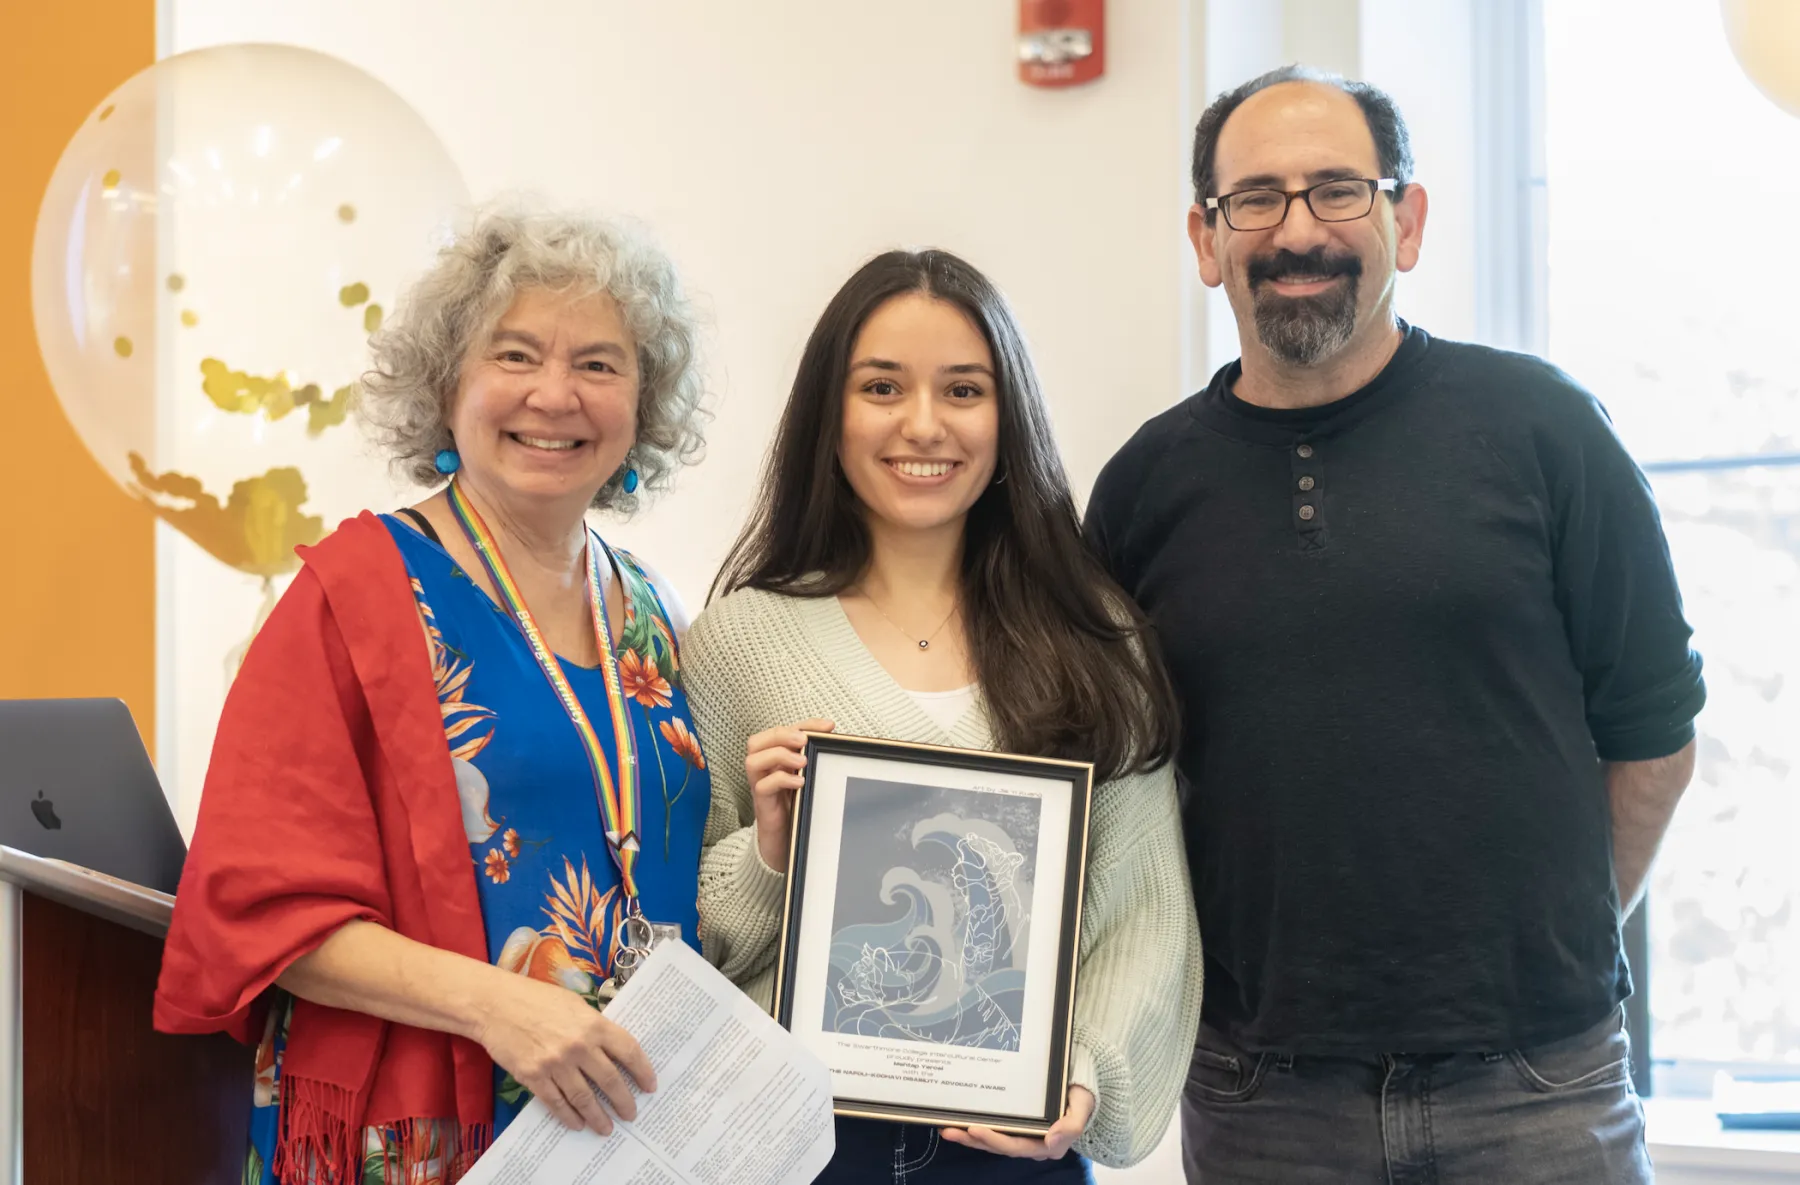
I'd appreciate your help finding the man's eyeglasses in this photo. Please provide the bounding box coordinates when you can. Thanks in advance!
[1206,178,1398,232]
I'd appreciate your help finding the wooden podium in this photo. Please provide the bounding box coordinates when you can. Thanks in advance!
[0,845,250,1184]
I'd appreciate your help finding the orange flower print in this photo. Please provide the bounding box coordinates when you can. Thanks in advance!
[484,848,511,884]
[618,648,673,709]
[656,717,706,858]
[497,926,595,994]
[503,828,521,858]
[543,856,626,978]
[660,718,706,769]
[411,579,497,765]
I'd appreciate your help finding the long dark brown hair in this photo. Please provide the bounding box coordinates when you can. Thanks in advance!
[712,249,1177,782]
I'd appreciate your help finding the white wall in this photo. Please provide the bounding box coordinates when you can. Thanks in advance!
[1360,0,1479,342]
[157,4,1205,1176]
[156,0,1210,838]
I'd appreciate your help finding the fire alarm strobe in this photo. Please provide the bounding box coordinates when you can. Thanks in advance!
[1018,0,1105,88]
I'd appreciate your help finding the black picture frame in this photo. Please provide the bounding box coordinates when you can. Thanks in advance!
[771,732,1094,1135]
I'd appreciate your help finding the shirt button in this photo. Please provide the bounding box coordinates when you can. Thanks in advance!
[1298,476,1316,491]
[1298,505,1316,521]
[1296,444,1315,459]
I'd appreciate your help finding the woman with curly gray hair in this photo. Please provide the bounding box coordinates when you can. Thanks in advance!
[156,207,714,1184]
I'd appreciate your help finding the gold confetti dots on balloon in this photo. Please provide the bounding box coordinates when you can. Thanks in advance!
[102,169,122,189]
[169,272,193,323]
[126,452,323,578]
[364,304,384,332]
[290,382,354,435]
[98,104,116,122]
[198,359,352,436]
[304,384,355,436]
[202,357,300,419]
[114,336,133,358]
[338,282,370,307]
[166,276,199,326]
[337,203,357,223]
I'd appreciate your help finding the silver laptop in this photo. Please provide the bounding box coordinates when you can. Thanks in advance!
[0,698,187,894]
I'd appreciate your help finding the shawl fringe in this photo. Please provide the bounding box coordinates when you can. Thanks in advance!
[275,1079,495,1185]
[272,1076,361,1185]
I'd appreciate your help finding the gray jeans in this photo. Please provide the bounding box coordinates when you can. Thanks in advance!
[1181,1009,1653,1184]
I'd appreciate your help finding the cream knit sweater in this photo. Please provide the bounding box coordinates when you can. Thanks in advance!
[684,586,1203,1168]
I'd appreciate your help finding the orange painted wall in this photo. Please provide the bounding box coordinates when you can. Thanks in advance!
[1,7,156,745]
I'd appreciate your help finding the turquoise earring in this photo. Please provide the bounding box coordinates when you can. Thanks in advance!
[622,467,641,494]
[434,448,460,476]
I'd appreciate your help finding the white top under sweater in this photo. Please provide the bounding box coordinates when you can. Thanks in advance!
[683,587,1204,1169]
[905,683,977,732]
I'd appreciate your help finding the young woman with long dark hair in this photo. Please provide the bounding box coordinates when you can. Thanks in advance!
[685,250,1201,1181]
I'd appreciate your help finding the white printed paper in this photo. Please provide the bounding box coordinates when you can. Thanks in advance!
[459,939,835,1185]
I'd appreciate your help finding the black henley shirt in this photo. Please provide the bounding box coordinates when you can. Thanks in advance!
[1085,324,1706,1053]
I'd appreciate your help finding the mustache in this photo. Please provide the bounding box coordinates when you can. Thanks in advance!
[1246,248,1363,287]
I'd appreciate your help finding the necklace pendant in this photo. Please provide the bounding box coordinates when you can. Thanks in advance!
[918,640,930,650]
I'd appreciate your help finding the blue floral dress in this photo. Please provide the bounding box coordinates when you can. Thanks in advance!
[243,515,712,1184]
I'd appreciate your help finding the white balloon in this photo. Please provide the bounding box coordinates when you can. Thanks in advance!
[1722,0,1800,119]
[31,42,468,575]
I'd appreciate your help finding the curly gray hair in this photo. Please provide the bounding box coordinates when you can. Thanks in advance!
[358,205,707,514]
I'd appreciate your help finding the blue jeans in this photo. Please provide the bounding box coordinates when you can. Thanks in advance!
[812,1118,1094,1185]
[1181,1009,1653,1183]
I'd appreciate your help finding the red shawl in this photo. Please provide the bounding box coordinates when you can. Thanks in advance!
[154,512,494,1182]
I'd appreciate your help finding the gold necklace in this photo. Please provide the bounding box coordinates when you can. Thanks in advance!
[861,590,959,651]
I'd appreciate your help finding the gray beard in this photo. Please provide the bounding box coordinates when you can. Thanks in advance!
[1251,277,1359,366]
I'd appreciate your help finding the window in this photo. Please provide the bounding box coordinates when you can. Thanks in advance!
[1544,2,1800,1088]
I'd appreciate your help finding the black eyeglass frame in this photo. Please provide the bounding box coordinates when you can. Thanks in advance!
[1205,177,1399,230]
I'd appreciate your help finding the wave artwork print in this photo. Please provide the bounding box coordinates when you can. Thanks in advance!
[822,776,1041,1051]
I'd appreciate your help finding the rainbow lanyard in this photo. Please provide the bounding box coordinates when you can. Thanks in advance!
[445,480,642,905]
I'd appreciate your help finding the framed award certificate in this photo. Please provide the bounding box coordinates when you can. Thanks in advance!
[771,732,1094,1134]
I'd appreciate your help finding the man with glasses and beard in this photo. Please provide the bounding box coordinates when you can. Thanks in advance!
[1084,67,1705,1183]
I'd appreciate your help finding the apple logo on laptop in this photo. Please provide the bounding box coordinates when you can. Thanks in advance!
[31,791,62,831]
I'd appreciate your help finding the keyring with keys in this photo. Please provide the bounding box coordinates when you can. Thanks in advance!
[606,908,682,992]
